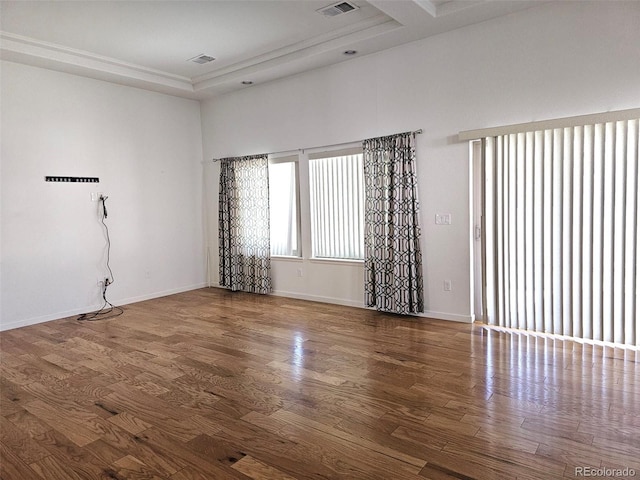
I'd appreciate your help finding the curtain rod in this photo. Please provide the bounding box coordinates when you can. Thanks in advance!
[210,129,423,162]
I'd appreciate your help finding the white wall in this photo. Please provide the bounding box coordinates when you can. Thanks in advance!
[1,62,206,330]
[200,1,640,322]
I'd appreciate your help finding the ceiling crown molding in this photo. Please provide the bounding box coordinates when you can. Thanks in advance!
[412,0,483,18]
[192,17,402,94]
[1,11,403,99]
[192,13,398,84]
[0,32,197,98]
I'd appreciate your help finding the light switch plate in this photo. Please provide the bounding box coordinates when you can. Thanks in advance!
[435,213,452,225]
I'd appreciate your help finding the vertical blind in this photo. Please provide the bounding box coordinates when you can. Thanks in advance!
[309,152,364,260]
[482,118,639,347]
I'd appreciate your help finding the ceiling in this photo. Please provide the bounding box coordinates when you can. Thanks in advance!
[0,0,540,99]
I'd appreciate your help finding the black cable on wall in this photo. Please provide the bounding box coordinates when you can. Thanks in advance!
[78,195,123,321]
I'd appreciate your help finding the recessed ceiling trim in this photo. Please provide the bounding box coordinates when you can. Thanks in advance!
[1,32,192,86]
[412,0,483,18]
[192,19,401,93]
[191,13,398,84]
[413,0,438,18]
[436,0,484,17]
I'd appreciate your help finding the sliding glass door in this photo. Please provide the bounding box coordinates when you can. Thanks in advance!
[473,117,639,347]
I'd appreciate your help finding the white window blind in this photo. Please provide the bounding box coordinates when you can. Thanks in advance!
[482,118,639,347]
[268,159,300,256]
[309,151,364,260]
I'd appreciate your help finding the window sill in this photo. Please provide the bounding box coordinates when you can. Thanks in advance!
[271,255,303,262]
[309,257,364,267]
[271,256,363,267]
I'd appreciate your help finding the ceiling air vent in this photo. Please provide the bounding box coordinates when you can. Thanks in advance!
[317,1,358,17]
[188,54,215,64]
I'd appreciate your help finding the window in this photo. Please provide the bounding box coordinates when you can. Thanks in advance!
[308,148,364,260]
[268,157,300,256]
[268,147,364,261]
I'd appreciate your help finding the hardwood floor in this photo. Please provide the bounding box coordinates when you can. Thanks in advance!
[1,288,638,480]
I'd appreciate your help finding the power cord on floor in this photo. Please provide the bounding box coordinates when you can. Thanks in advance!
[78,195,124,321]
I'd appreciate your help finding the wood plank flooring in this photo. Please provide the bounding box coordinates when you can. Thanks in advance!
[1,288,639,479]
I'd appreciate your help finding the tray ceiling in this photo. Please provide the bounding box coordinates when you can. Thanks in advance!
[0,0,541,99]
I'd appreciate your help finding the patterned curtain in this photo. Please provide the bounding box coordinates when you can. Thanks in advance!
[363,132,424,314]
[218,155,272,294]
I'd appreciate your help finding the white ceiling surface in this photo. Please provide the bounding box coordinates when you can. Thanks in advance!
[0,0,540,99]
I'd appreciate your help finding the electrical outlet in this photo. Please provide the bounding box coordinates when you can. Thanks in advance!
[297,269,303,278]
[90,192,103,202]
[444,280,452,291]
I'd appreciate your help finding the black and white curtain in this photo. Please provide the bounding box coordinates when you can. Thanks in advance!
[218,154,272,294]
[363,132,424,314]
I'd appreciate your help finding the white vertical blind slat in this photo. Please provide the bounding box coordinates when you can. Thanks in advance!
[508,135,518,328]
[562,127,574,337]
[602,122,615,343]
[496,137,506,326]
[613,122,627,344]
[533,131,545,333]
[516,134,527,329]
[543,130,553,334]
[524,132,536,331]
[336,157,342,258]
[328,158,336,257]
[592,123,605,342]
[310,161,317,255]
[348,158,356,256]
[358,157,363,254]
[633,120,640,347]
[552,128,564,335]
[484,138,497,324]
[622,121,635,344]
[582,125,594,341]
[571,126,584,339]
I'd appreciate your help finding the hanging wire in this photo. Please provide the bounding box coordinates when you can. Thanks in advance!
[77,195,124,321]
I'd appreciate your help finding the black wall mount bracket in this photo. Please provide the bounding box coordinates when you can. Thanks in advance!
[45,176,99,183]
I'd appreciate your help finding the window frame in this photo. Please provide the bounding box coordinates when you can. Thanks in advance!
[268,154,302,258]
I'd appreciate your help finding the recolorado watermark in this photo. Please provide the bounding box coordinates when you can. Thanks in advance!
[575,466,636,477]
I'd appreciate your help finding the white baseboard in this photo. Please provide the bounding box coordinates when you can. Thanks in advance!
[271,289,472,323]
[270,289,364,309]
[114,283,208,308]
[418,310,473,323]
[1,283,470,332]
[1,305,104,332]
[0,283,207,332]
